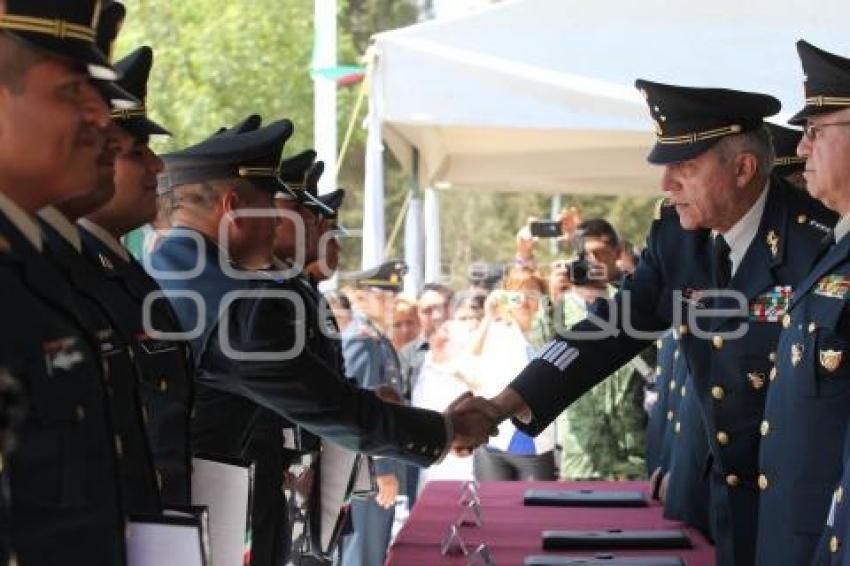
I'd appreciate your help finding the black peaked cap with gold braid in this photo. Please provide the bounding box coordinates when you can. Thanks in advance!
[789,40,850,125]
[0,0,117,80]
[94,1,138,109]
[635,79,781,164]
[158,119,293,194]
[112,46,171,138]
[766,123,805,176]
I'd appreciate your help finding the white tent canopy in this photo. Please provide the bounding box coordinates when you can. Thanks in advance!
[362,0,850,283]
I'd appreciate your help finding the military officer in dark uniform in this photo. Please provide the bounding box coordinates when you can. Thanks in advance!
[483,80,836,565]
[76,45,193,507]
[151,120,495,566]
[0,1,134,563]
[765,122,806,189]
[663,364,713,539]
[756,41,850,566]
[37,8,169,518]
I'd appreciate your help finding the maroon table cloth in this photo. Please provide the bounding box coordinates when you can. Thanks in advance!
[386,480,715,565]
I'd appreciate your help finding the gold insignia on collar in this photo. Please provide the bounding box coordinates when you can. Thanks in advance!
[99,253,113,271]
[820,349,844,372]
[791,343,804,367]
[652,119,663,136]
[0,235,11,254]
[747,372,766,390]
[766,230,780,257]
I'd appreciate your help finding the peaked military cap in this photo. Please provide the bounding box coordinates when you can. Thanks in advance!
[272,149,331,214]
[158,119,293,193]
[0,0,117,80]
[93,1,138,109]
[766,123,805,176]
[318,189,345,220]
[348,260,408,292]
[111,46,171,138]
[214,114,262,137]
[789,40,850,125]
[635,79,781,164]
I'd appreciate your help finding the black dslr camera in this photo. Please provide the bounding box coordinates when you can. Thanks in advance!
[567,252,592,286]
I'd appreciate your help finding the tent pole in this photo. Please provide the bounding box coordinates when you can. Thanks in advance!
[403,149,424,296]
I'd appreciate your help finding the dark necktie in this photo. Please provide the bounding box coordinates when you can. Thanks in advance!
[714,234,732,288]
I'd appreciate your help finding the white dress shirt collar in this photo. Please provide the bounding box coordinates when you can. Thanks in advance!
[77,217,130,263]
[0,192,42,252]
[714,180,770,277]
[833,214,850,244]
[37,206,82,253]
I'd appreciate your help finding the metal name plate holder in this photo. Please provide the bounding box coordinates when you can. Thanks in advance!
[440,525,495,565]
[459,480,481,505]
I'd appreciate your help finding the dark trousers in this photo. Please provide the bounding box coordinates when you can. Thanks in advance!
[473,448,557,481]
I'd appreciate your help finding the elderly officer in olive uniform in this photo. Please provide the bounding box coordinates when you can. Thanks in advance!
[151,120,496,565]
[482,80,836,565]
[341,261,408,566]
[37,14,165,517]
[0,1,138,563]
[756,41,850,566]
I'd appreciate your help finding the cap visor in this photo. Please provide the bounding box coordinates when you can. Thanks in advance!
[646,138,722,165]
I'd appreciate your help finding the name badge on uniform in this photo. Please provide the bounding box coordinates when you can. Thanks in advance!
[43,336,84,375]
[749,285,792,322]
[814,274,850,300]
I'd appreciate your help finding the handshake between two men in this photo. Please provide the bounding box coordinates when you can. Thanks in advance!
[443,388,531,457]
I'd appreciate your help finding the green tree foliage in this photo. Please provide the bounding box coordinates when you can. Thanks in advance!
[116,0,656,285]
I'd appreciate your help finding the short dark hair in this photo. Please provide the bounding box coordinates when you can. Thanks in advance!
[419,283,454,303]
[0,32,48,94]
[576,218,620,249]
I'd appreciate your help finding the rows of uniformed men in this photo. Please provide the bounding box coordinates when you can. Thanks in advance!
[465,40,850,566]
[0,2,500,565]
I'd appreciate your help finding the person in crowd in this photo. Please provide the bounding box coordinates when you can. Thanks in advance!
[341,261,408,566]
[470,267,557,481]
[390,297,421,353]
[417,283,453,342]
[759,41,850,566]
[476,80,836,565]
[552,220,646,481]
[411,313,483,489]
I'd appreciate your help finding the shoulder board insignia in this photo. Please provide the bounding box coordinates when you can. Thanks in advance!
[814,274,850,300]
[653,198,672,220]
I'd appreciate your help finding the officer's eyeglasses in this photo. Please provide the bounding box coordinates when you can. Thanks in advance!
[802,120,850,141]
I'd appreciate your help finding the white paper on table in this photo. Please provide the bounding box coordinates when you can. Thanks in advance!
[127,516,206,566]
[191,455,255,566]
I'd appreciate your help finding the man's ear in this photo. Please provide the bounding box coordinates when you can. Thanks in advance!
[220,186,240,216]
[735,152,759,188]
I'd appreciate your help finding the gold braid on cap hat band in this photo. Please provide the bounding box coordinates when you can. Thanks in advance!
[110,107,146,120]
[806,95,850,107]
[775,156,806,166]
[0,14,96,43]
[656,124,743,145]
